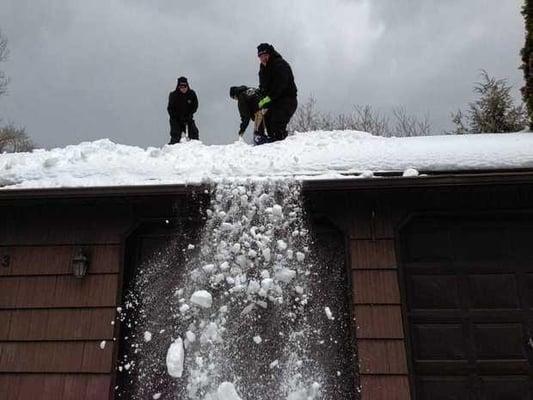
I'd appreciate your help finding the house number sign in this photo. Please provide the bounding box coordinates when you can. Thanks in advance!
[1,254,10,268]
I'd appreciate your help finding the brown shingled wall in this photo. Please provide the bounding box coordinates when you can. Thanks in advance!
[0,205,132,400]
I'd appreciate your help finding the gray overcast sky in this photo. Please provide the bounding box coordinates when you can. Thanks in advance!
[0,0,525,148]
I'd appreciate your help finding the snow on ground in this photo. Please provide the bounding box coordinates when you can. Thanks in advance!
[1,131,532,189]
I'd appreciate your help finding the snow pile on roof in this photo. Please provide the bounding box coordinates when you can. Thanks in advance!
[1,130,532,189]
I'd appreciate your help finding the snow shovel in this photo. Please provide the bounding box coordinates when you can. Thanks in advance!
[180,123,189,143]
[253,109,269,142]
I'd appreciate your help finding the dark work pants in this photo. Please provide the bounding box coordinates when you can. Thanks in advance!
[169,118,199,144]
[264,97,297,142]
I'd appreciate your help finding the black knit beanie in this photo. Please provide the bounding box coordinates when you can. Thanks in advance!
[257,43,274,56]
[177,76,188,86]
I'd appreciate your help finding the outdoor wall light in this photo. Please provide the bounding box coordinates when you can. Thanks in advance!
[72,247,89,279]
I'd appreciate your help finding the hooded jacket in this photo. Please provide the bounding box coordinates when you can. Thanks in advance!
[167,86,199,122]
[258,49,297,103]
[230,86,261,132]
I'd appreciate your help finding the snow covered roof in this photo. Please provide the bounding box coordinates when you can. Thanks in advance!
[1,131,532,190]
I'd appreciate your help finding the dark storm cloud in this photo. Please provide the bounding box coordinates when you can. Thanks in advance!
[0,0,525,148]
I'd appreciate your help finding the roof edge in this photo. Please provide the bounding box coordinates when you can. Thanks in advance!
[1,170,533,201]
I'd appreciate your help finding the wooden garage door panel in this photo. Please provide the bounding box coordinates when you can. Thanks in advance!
[418,376,533,400]
[417,377,469,400]
[508,224,533,259]
[0,245,121,276]
[0,341,113,373]
[479,377,532,400]
[473,323,526,360]
[408,274,460,309]
[453,224,505,261]
[400,214,533,398]
[523,273,533,308]
[413,323,467,360]
[467,274,520,309]
[0,275,119,308]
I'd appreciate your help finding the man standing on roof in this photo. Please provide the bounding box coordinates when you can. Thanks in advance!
[167,76,199,144]
[229,85,268,145]
[256,43,298,143]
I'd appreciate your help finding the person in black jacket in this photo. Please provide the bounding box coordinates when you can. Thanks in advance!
[167,76,199,144]
[256,43,298,142]
[229,85,268,145]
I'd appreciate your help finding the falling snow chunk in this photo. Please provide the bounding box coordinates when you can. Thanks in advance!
[241,303,256,315]
[179,304,190,313]
[186,330,196,343]
[166,337,184,378]
[296,252,305,262]
[295,286,304,295]
[325,307,335,320]
[269,360,279,369]
[403,168,419,177]
[287,382,321,400]
[262,248,271,262]
[261,278,273,290]
[187,244,195,250]
[144,331,152,342]
[253,335,262,344]
[152,394,161,399]
[217,382,243,400]
[277,240,288,251]
[221,222,234,231]
[359,169,374,178]
[99,340,106,349]
[256,300,268,309]
[202,264,216,274]
[275,268,296,283]
[190,290,213,308]
[272,204,283,217]
[220,261,230,271]
[247,280,260,294]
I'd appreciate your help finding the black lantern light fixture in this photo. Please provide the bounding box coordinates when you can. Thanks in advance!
[72,247,89,279]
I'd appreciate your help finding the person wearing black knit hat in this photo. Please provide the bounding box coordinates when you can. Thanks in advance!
[229,85,266,144]
[166,76,200,144]
[256,43,297,143]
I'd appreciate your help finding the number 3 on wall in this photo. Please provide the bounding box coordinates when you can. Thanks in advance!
[1,254,10,268]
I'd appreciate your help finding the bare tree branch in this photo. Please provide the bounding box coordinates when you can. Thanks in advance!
[0,123,34,153]
[0,30,9,97]
[289,97,431,137]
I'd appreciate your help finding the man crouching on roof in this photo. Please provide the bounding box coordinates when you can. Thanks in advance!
[229,85,267,145]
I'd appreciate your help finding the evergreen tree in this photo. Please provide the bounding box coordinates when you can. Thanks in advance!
[521,0,533,129]
[451,70,527,134]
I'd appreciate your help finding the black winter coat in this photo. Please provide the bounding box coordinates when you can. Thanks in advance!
[232,86,260,132]
[259,51,297,103]
[167,88,199,121]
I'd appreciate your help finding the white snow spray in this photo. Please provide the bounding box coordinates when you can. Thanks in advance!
[117,179,357,399]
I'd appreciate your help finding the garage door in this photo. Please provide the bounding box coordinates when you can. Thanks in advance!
[398,214,533,400]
